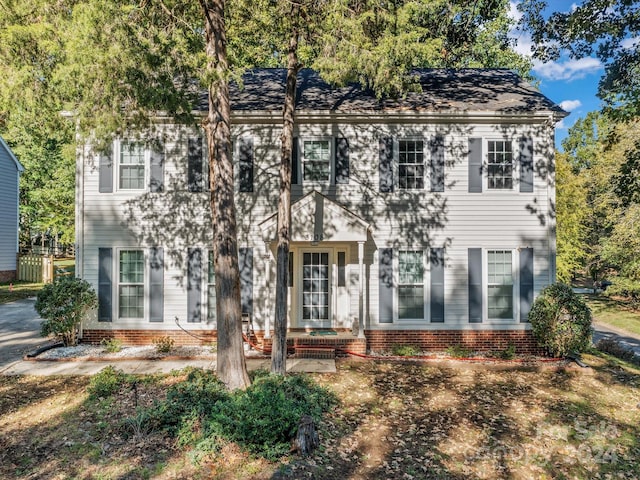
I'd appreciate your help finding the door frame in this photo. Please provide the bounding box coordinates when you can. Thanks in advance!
[296,248,333,329]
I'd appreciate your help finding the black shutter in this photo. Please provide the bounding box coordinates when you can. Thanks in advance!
[98,147,113,193]
[379,248,393,323]
[468,138,482,193]
[239,247,253,316]
[379,137,394,192]
[239,137,254,192]
[468,248,483,323]
[188,137,204,192]
[430,136,445,192]
[520,248,534,322]
[430,248,445,322]
[149,247,164,322]
[335,137,350,184]
[519,136,534,193]
[149,142,165,193]
[291,137,299,185]
[98,248,112,322]
[187,248,202,323]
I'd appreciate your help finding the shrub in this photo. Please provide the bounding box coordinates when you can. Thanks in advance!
[88,366,129,399]
[153,336,175,353]
[101,337,123,353]
[493,344,517,360]
[596,338,639,364]
[391,344,421,356]
[446,344,472,358]
[35,277,98,346]
[145,369,337,460]
[603,277,640,305]
[529,283,593,357]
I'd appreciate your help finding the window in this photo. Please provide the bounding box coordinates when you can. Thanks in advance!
[119,142,145,189]
[207,250,216,321]
[487,250,513,319]
[398,250,424,319]
[487,140,513,189]
[119,250,144,318]
[399,140,424,190]
[302,140,331,182]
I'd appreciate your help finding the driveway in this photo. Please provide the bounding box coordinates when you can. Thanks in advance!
[0,298,48,370]
[593,322,640,358]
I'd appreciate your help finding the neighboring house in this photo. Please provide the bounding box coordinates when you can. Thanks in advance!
[0,136,24,283]
[76,69,567,354]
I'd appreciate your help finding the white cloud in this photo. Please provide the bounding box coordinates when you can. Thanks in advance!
[621,37,639,49]
[508,1,523,22]
[532,57,602,81]
[559,99,582,111]
[555,119,567,129]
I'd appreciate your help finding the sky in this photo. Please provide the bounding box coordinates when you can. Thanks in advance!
[508,1,605,150]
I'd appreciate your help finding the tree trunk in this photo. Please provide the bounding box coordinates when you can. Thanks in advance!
[271,4,301,375]
[201,0,250,390]
[293,414,320,456]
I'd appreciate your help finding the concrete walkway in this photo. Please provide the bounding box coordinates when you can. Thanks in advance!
[1,357,336,375]
[0,298,336,375]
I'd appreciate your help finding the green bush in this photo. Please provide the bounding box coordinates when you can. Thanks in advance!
[446,344,472,358]
[101,337,123,353]
[153,336,175,353]
[391,344,421,356]
[88,366,130,399]
[144,369,337,460]
[493,344,517,360]
[529,283,593,357]
[603,277,640,305]
[35,276,97,346]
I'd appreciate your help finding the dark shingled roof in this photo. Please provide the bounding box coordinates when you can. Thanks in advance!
[219,68,565,116]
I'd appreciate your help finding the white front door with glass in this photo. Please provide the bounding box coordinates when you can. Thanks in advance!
[301,252,330,328]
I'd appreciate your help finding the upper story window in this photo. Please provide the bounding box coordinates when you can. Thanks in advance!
[487,140,513,190]
[119,142,146,190]
[398,140,425,190]
[302,139,331,182]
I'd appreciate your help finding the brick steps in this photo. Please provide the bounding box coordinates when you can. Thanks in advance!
[294,347,336,359]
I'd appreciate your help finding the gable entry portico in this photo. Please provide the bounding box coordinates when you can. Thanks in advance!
[260,191,370,341]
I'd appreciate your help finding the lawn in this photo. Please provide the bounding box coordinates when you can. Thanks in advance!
[0,356,638,480]
[583,294,640,338]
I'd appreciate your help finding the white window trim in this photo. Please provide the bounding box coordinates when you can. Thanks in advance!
[483,138,517,192]
[115,247,149,322]
[395,137,427,191]
[393,248,429,323]
[299,137,334,186]
[115,139,149,192]
[483,248,520,323]
[296,248,333,328]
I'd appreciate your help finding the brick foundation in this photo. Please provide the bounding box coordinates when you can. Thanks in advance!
[82,328,543,355]
[365,330,543,355]
[0,270,17,283]
[82,329,217,346]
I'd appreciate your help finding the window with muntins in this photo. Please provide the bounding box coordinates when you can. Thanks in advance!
[487,250,513,319]
[398,250,424,319]
[303,140,331,182]
[399,140,424,190]
[487,140,513,189]
[119,250,144,318]
[207,250,216,321]
[119,142,145,189]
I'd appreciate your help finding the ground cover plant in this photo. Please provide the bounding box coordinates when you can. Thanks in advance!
[0,356,638,479]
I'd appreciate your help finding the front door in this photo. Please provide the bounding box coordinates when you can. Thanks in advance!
[300,251,330,328]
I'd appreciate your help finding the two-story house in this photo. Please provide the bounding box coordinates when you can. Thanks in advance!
[76,69,566,354]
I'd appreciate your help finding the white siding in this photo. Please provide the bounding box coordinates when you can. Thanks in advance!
[79,116,555,332]
[0,140,20,272]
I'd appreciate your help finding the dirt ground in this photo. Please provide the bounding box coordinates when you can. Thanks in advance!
[0,355,638,480]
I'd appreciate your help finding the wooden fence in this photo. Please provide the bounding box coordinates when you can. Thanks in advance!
[17,254,54,284]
